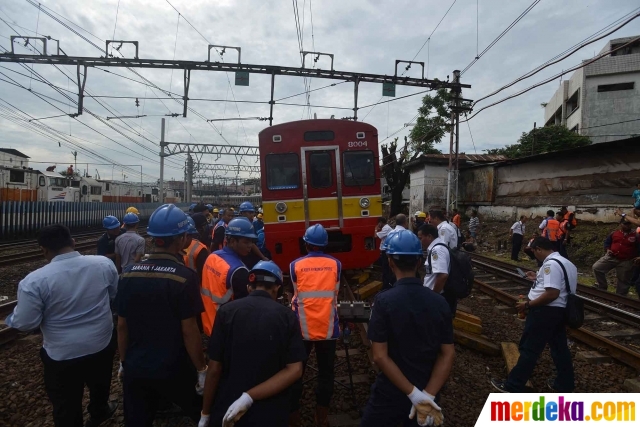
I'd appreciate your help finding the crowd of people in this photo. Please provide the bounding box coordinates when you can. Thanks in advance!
[6,199,640,426]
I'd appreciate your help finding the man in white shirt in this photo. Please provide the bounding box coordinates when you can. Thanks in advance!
[6,225,119,427]
[417,224,455,315]
[375,217,394,291]
[491,237,576,393]
[380,214,408,290]
[428,210,458,249]
[510,216,527,261]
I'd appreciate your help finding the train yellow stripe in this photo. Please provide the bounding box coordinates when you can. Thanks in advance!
[262,195,382,224]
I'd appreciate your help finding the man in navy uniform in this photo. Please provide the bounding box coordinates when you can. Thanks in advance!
[117,204,208,426]
[198,261,306,427]
[361,230,454,427]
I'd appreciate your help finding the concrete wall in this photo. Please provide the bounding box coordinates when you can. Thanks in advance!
[0,152,29,169]
[459,165,495,205]
[409,163,448,213]
[582,70,640,144]
[544,81,568,125]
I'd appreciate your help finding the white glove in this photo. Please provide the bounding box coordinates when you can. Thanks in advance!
[198,413,210,427]
[195,366,207,396]
[407,387,442,426]
[222,392,253,427]
[118,362,124,383]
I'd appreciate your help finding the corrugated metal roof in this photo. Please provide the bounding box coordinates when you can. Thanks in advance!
[406,153,507,165]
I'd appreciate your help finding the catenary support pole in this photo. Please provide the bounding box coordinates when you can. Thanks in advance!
[159,118,165,204]
[269,72,275,126]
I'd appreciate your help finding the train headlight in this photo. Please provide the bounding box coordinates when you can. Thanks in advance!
[359,197,370,208]
[275,202,288,214]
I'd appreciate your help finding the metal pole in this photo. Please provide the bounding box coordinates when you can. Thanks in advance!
[159,118,165,204]
[269,72,275,126]
[187,149,194,203]
[446,110,454,212]
[140,165,143,204]
[353,77,360,121]
[454,70,461,210]
[532,122,536,155]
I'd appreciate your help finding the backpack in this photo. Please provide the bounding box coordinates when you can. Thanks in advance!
[450,222,463,250]
[428,243,475,299]
[548,258,584,328]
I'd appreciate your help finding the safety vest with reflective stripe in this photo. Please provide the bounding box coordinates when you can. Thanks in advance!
[290,252,342,341]
[200,246,246,336]
[558,220,569,240]
[183,239,207,270]
[211,220,228,251]
[543,219,561,241]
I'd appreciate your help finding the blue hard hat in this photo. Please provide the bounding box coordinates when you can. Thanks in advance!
[256,228,265,249]
[123,213,140,225]
[189,203,197,211]
[103,215,120,230]
[147,204,191,237]
[239,201,255,213]
[186,216,199,235]
[303,224,328,247]
[226,218,258,239]
[385,230,423,255]
[206,204,213,211]
[250,260,283,286]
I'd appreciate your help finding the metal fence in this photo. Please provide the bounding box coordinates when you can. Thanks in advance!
[0,201,189,239]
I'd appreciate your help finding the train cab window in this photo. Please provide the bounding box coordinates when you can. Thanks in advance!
[9,170,25,183]
[266,153,300,190]
[39,176,46,187]
[343,151,375,186]
[82,185,88,195]
[309,152,333,188]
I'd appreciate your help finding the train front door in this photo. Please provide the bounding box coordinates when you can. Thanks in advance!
[301,146,343,230]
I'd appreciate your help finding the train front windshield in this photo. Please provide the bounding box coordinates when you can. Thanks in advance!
[343,151,375,187]
[266,153,300,190]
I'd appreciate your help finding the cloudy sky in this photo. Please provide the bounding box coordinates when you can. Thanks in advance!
[1,0,639,183]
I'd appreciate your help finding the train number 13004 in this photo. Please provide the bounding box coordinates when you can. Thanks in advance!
[347,140,368,148]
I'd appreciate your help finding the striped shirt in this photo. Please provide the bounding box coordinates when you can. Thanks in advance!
[469,217,480,232]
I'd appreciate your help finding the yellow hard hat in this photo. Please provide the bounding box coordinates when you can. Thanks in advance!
[418,212,427,218]
[230,207,235,211]
[213,208,219,213]
[257,213,263,219]
[126,206,140,215]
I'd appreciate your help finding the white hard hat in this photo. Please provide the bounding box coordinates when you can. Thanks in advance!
[414,211,422,217]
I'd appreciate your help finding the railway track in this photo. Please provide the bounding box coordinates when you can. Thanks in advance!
[0,232,149,267]
[470,254,640,371]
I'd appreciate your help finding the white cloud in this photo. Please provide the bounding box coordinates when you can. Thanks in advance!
[0,0,639,181]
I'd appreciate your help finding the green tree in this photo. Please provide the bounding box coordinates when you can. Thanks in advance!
[381,85,464,216]
[381,137,412,217]
[485,125,591,158]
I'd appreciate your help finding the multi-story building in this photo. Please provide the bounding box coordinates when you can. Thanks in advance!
[544,36,640,144]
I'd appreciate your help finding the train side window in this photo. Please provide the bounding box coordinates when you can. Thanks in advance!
[39,176,46,187]
[9,170,25,183]
[90,186,102,195]
[82,185,88,195]
[309,152,332,188]
[266,153,300,190]
[343,151,375,186]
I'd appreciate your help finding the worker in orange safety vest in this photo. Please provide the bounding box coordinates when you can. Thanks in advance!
[200,218,255,336]
[182,214,210,283]
[289,224,342,427]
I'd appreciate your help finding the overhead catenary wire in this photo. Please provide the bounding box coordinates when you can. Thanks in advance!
[472,8,640,106]
[461,0,541,76]
[462,36,640,122]
[361,0,456,121]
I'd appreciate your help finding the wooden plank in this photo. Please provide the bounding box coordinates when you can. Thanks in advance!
[501,342,532,387]
[456,304,472,314]
[356,281,382,299]
[453,329,500,355]
[355,272,370,284]
[454,311,482,325]
[596,329,640,338]
[453,317,482,335]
